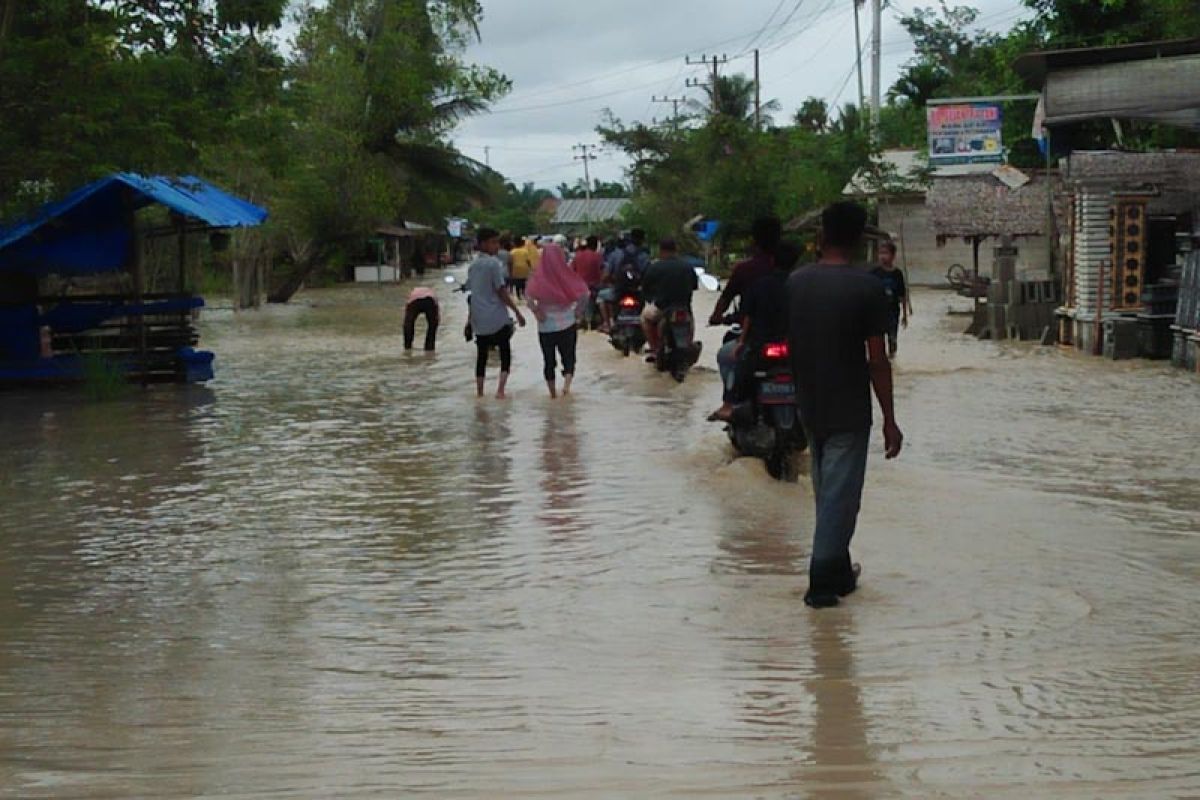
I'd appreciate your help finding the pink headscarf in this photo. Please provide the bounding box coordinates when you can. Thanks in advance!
[526,243,589,307]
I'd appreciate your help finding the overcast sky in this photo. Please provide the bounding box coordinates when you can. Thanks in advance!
[449,0,1033,192]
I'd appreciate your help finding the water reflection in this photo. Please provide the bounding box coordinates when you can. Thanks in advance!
[537,403,586,537]
[802,612,878,799]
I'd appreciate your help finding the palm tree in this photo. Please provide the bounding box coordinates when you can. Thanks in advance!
[794,97,829,133]
[686,73,781,126]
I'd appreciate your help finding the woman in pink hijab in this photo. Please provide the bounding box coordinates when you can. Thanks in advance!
[525,243,589,397]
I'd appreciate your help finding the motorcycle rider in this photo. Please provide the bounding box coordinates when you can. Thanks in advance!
[709,216,783,420]
[708,242,800,421]
[597,229,650,333]
[640,238,698,362]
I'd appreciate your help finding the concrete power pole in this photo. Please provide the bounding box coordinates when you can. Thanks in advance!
[652,95,687,132]
[754,48,762,130]
[870,0,882,140]
[572,144,598,229]
[685,53,728,115]
[853,0,866,114]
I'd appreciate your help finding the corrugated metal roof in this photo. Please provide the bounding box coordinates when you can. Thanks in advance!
[551,197,630,225]
[0,173,268,275]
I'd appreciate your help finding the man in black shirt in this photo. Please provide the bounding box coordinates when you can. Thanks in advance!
[787,202,903,608]
[640,238,698,357]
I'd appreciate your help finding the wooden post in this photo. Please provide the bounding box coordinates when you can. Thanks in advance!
[176,219,187,294]
[126,188,147,384]
[232,256,241,312]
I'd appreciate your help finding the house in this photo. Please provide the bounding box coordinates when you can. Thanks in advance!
[843,149,1055,285]
[1014,38,1200,361]
[355,221,448,283]
[549,198,631,237]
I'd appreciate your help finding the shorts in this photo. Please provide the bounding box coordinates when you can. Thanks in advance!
[640,303,662,325]
[597,287,618,303]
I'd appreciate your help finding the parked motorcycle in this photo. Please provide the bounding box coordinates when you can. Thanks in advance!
[720,318,807,481]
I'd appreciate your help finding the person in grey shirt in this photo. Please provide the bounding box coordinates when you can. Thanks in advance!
[467,227,526,399]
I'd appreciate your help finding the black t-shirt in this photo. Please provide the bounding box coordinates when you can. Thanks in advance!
[786,263,890,439]
[642,258,698,308]
[871,266,907,313]
[740,269,789,348]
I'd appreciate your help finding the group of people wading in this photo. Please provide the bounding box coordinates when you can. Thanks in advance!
[402,203,906,608]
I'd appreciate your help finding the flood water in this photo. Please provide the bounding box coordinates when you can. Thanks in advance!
[1,276,1198,798]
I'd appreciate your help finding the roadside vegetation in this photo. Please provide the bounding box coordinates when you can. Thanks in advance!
[597,0,1200,257]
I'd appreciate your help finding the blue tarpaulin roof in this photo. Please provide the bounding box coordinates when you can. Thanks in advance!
[0,173,268,276]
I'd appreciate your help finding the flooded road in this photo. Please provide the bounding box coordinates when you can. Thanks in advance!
[1,277,1198,798]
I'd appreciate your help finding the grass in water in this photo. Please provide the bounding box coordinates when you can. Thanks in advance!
[81,352,129,401]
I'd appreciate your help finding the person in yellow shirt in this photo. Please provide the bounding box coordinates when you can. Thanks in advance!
[526,237,542,269]
[508,236,542,299]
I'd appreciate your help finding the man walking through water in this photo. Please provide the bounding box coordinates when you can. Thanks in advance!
[467,227,526,399]
[787,202,903,608]
[871,240,910,357]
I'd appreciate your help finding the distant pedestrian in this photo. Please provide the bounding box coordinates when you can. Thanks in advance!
[509,236,536,299]
[467,227,527,399]
[403,286,440,351]
[572,235,605,289]
[526,243,589,398]
[787,202,903,609]
[572,235,605,329]
[871,240,910,357]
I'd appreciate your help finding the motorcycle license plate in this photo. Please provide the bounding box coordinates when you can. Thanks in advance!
[617,315,641,325]
[759,381,795,404]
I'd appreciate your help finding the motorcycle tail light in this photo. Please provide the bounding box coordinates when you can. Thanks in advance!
[763,342,789,360]
[619,296,638,309]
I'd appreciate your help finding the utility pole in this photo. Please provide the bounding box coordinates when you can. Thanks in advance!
[483,146,491,168]
[870,0,882,141]
[853,0,866,114]
[685,53,728,115]
[754,48,762,130]
[572,144,598,230]
[652,95,687,132]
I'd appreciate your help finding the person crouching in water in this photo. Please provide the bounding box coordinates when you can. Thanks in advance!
[467,227,526,398]
[403,286,440,351]
[525,242,589,398]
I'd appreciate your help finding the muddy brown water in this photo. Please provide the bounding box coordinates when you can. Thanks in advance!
[1,279,1197,798]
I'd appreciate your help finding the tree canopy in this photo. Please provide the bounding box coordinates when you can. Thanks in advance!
[0,0,509,301]
[593,0,1200,258]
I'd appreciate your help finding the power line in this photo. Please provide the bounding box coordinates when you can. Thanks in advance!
[492,20,804,107]
[740,0,792,55]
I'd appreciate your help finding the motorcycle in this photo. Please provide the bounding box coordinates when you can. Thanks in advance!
[608,269,645,356]
[653,304,703,382]
[720,317,808,481]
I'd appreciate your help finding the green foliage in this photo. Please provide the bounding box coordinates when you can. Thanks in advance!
[556,179,629,199]
[80,351,129,402]
[0,0,509,301]
[598,101,872,255]
[472,180,554,235]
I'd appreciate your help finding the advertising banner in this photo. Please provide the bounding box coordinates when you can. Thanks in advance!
[927,103,1004,165]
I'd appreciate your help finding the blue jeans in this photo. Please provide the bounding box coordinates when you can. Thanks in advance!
[717,340,739,402]
[806,428,870,603]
